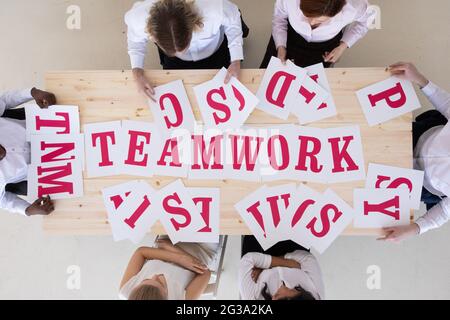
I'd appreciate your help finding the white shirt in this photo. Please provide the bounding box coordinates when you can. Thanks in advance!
[0,89,33,216]
[413,82,450,234]
[125,0,244,69]
[272,0,375,49]
[239,251,325,300]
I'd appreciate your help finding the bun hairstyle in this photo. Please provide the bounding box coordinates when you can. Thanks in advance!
[147,0,204,56]
[300,0,347,18]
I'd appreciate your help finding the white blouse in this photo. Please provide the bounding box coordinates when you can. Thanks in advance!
[239,250,325,300]
[272,0,375,49]
[413,82,450,234]
[125,0,244,69]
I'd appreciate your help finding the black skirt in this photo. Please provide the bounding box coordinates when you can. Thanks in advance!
[413,110,448,148]
[158,14,250,70]
[260,23,343,69]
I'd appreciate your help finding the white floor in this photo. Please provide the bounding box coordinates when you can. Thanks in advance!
[0,0,449,300]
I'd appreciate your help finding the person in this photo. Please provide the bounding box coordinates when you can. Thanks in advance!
[378,62,450,243]
[239,236,324,300]
[125,0,248,100]
[260,0,375,68]
[0,88,56,217]
[119,237,220,300]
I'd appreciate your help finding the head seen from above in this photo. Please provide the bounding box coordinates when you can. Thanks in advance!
[300,0,347,27]
[261,283,316,301]
[147,0,204,57]
[129,274,169,300]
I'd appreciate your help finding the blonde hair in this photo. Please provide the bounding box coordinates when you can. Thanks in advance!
[129,284,167,300]
[147,0,203,56]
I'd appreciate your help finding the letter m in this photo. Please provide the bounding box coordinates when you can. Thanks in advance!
[37,162,74,197]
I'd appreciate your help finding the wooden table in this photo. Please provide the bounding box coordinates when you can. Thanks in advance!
[43,68,412,236]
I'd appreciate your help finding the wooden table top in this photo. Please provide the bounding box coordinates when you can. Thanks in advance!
[43,68,413,236]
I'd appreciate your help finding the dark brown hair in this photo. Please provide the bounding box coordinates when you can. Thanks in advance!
[300,0,347,18]
[129,284,167,300]
[147,0,203,56]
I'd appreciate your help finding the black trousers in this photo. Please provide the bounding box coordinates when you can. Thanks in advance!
[2,108,28,195]
[2,108,26,120]
[158,14,250,70]
[260,24,343,69]
[5,181,28,196]
[413,110,448,210]
[241,236,309,257]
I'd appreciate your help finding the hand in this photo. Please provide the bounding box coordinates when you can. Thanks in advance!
[323,42,348,64]
[251,268,263,283]
[25,196,55,216]
[389,62,429,88]
[377,223,420,243]
[30,88,56,108]
[285,259,301,269]
[225,60,241,84]
[277,46,287,64]
[176,254,208,274]
[132,68,156,101]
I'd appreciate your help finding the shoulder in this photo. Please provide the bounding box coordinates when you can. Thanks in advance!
[125,0,155,26]
[343,0,369,16]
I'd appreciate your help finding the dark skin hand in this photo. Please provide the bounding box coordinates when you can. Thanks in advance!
[30,87,56,108]
[0,145,6,161]
[25,196,55,216]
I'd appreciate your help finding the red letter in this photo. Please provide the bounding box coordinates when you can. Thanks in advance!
[109,192,131,209]
[295,136,323,173]
[37,162,74,196]
[266,71,297,109]
[124,195,152,228]
[40,142,75,163]
[193,197,213,232]
[206,87,232,125]
[291,199,316,228]
[232,86,245,111]
[364,196,400,220]
[191,135,224,170]
[157,138,182,167]
[375,175,413,192]
[159,93,184,129]
[299,85,317,104]
[125,130,150,167]
[268,135,290,170]
[35,112,70,134]
[306,204,342,238]
[92,131,116,167]
[266,193,290,228]
[246,201,267,237]
[229,135,264,171]
[368,82,407,109]
[328,136,359,173]
[309,74,327,110]
[163,192,192,231]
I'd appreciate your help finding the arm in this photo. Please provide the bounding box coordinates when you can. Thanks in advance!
[223,0,244,64]
[238,253,271,299]
[0,89,33,116]
[341,0,375,48]
[416,197,450,234]
[0,190,30,216]
[421,82,450,119]
[270,256,301,269]
[124,8,149,71]
[272,0,288,51]
[185,270,212,300]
